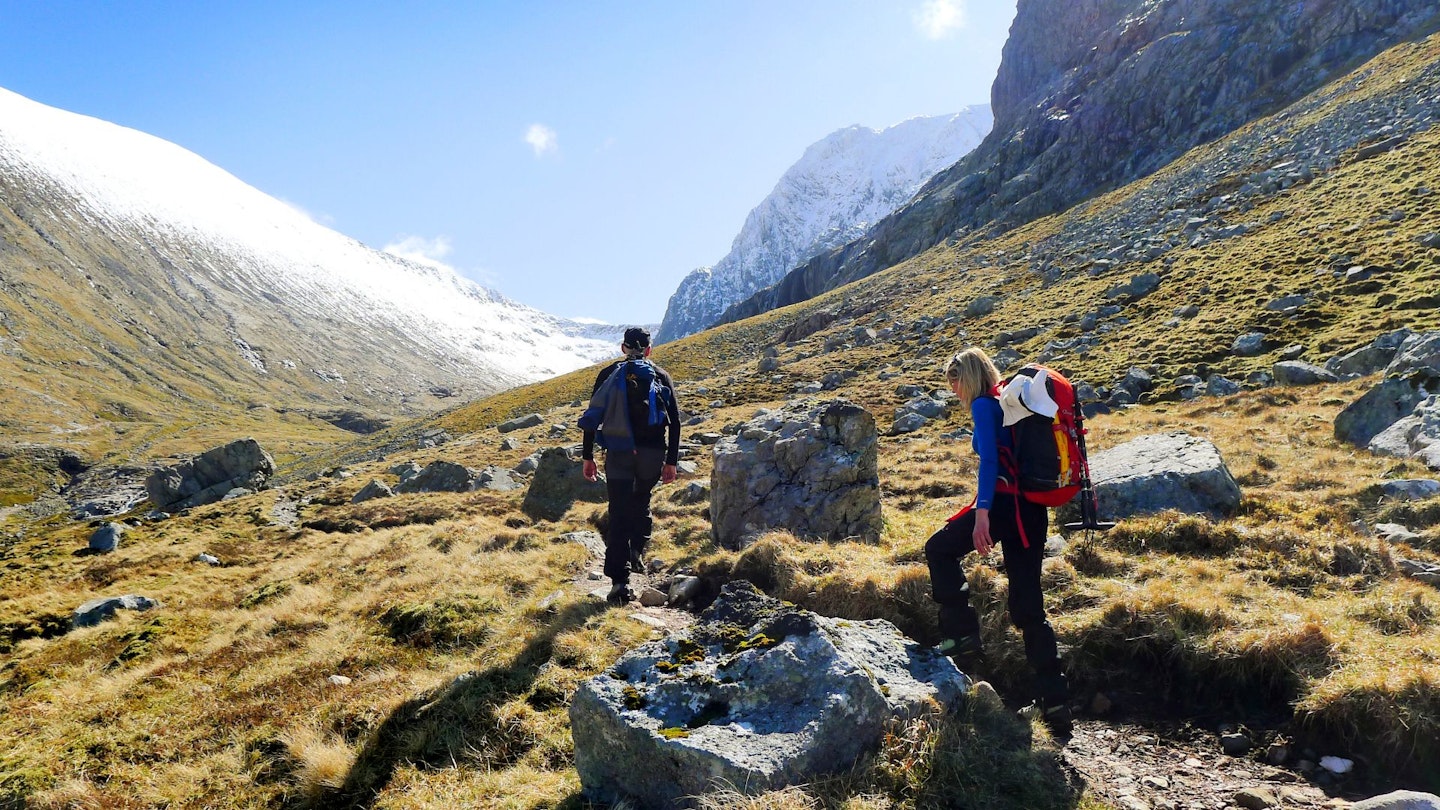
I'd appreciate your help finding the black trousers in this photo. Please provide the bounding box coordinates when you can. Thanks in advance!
[603,447,664,585]
[925,492,1068,702]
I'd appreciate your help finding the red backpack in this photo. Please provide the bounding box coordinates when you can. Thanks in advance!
[997,365,1085,508]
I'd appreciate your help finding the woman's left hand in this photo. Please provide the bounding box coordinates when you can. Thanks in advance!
[973,508,994,556]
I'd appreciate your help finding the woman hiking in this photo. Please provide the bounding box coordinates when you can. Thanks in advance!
[925,347,1072,735]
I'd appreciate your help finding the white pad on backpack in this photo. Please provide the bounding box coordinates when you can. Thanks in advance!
[998,367,1059,427]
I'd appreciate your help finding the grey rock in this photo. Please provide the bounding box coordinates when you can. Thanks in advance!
[394,461,478,494]
[195,553,221,566]
[350,479,395,503]
[389,461,422,482]
[671,482,710,505]
[1175,304,1201,319]
[1264,294,1307,311]
[144,438,275,512]
[500,437,520,452]
[1375,523,1421,545]
[1083,433,1242,520]
[1397,557,1440,586]
[757,356,780,373]
[1278,344,1306,361]
[73,594,158,629]
[497,413,544,434]
[1336,374,1438,448]
[514,453,542,475]
[1368,396,1440,470]
[1103,272,1162,300]
[667,576,704,607]
[1206,375,1241,397]
[476,466,522,492]
[1381,479,1440,501]
[570,582,967,808]
[710,399,882,548]
[1118,367,1153,396]
[1350,791,1440,810]
[559,530,607,559]
[1326,329,1414,378]
[966,295,1000,317]
[638,587,668,608]
[521,447,607,521]
[1273,360,1339,386]
[1233,332,1267,357]
[1387,331,1440,377]
[88,522,125,553]
[63,464,156,519]
[1220,732,1252,756]
[1235,787,1279,809]
[893,413,930,434]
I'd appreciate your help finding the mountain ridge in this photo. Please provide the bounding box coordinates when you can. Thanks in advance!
[655,109,991,343]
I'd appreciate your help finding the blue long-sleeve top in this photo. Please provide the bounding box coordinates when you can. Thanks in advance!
[970,396,1013,510]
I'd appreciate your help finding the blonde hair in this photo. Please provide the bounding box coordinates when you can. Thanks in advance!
[945,347,1001,404]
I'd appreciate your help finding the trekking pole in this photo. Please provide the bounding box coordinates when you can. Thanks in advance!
[1063,408,1115,533]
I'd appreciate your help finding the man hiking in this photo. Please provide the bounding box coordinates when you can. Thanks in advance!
[580,327,680,604]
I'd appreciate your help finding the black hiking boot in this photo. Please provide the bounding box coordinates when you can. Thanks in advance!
[1019,698,1073,738]
[606,583,635,605]
[936,635,985,676]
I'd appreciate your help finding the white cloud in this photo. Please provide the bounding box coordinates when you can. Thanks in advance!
[914,0,967,39]
[525,123,559,157]
[382,234,454,269]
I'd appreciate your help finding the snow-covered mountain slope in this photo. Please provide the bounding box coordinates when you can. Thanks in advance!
[655,108,992,343]
[0,86,613,422]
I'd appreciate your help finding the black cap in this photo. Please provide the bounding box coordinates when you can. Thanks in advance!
[622,327,651,349]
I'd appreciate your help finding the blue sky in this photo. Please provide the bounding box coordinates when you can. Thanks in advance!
[0,1,1017,325]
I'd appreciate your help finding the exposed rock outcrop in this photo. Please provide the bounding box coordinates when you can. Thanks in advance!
[144,438,275,512]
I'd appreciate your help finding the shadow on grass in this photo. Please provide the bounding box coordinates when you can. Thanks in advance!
[315,598,609,810]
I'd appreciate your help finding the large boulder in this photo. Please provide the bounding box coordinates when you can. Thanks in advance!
[1325,328,1414,378]
[1084,432,1242,521]
[520,447,607,521]
[1335,373,1437,448]
[88,522,125,553]
[144,438,275,512]
[1368,396,1440,470]
[710,399,881,549]
[571,582,967,809]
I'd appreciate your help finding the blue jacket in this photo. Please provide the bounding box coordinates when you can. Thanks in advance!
[971,396,1014,510]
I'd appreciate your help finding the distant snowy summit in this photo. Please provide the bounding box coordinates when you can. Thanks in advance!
[0,86,616,413]
[655,108,992,343]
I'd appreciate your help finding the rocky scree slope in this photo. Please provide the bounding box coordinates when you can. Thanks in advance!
[656,110,991,343]
[718,0,1440,325]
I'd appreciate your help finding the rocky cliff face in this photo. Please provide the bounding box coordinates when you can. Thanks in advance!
[656,110,991,343]
[718,0,1440,326]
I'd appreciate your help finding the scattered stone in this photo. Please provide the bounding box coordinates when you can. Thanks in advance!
[1220,732,1252,756]
[498,413,545,434]
[710,399,881,549]
[1235,787,1280,809]
[1325,329,1414,378]
[390,461,422,482]
[1397,557,1440,586]
[72,594,158,629]
[1375,523,1421,544]
[88,522,125,553]
[476,466,522,492]
[350,479,395,503]
[1104,272,1162,300]
[638,587,668,608]
[1206,374,1242,397]
[558,530,607,559]
[671,482,710,505]
[194,553,221,566]
[327,675,352,686]
[966,295,1000,317]
[667,576,703,608]
[500,437,520,452]
[1319,755,1354,775]
[570,582,967,808]
[1265,741,1290,765]
[1368,395,1440,470]
[893,412,929,434]
[1335,375,1437,449]
[1233,332,1267,357]
[1382,479,1440,501]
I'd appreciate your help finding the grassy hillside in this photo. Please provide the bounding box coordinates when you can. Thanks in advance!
[2,32,1440,810]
